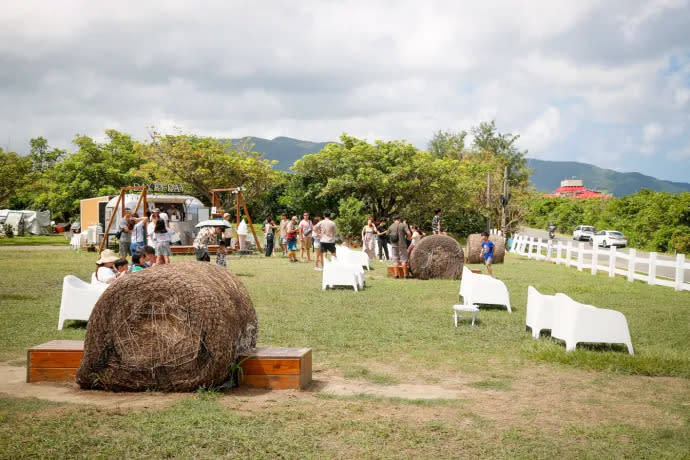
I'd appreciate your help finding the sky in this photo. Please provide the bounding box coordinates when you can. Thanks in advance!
[1,1,689,182]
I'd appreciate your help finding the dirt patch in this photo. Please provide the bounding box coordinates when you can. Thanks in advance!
[1,361,686,432]
[0,364,188,410]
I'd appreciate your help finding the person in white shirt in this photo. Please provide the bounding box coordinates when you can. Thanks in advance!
[151,218,172,264]
[155,207,169,228]
[95,249,119,283]
[147,212,159,250]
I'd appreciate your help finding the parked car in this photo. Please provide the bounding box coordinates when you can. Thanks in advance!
[592,230,628,248]
[573,225,596,241]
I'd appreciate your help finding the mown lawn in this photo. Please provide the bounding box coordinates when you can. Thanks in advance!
[0,234,69,246]
[0,249,688,458]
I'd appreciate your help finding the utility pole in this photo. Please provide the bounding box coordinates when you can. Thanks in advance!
[486,171,491,232]
[501,166,508,233]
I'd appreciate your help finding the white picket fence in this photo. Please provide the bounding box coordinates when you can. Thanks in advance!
[509,234,690,292]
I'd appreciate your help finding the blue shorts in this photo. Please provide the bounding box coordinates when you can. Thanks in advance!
[287,239,297,251]
[130,242,144,254]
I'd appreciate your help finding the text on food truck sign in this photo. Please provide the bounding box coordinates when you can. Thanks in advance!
[133,183,185,193]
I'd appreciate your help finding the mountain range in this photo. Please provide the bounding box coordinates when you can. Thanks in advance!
[232,136,690,197]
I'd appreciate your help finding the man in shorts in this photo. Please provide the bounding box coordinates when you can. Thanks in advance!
[388,215,411,278]
[313,211,337,262]
[299,212,313,262]
[480,231,495,276]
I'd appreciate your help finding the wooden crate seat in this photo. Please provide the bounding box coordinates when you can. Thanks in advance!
[27,340,84,383]
[239,347,312,390]
[27,341,312,390]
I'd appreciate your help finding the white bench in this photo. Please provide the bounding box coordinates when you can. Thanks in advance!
[525,286,559,338]
[525,288,634,355]
[322,259,359,292]
[551,293,634,354]
[336,245,371,270]
[459,266,511,312]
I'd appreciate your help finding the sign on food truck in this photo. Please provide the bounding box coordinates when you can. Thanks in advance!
[132,183,185,193]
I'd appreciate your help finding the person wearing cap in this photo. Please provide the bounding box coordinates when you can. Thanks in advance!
[118,208,133,257]
[95,249,119,283]
[222,213,233,247]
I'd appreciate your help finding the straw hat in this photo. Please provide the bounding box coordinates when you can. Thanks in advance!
[96,249,119,264]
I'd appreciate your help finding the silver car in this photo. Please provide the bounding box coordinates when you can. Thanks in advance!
[593,230,628,248]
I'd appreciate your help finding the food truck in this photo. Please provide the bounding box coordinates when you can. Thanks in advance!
[102,193,208,245]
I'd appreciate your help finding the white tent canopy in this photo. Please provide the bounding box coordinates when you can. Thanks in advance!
[0,210,51,235]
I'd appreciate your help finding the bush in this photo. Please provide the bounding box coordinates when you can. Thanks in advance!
[2,223,14,238]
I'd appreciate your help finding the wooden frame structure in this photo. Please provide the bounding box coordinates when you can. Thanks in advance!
[98,186,148,254]
[211,187,262,252]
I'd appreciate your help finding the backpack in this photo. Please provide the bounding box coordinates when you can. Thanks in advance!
[389,224,399,243]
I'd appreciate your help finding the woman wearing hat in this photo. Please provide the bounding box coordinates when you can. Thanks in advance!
[95,249,119,283]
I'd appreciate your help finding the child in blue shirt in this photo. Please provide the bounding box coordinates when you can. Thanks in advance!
[480,231,495,276]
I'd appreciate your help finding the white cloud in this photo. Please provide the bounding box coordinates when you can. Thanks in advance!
[643,122,663,143]
[520,107,561,154]
[0,1,689,181]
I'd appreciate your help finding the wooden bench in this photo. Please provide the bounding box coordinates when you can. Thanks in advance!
[27,341,312,390]
[170,245,222,255]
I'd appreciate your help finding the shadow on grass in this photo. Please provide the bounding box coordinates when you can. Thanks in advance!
[62,321,88,330]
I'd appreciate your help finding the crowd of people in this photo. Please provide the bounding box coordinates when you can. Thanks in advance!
[103,205,495,278]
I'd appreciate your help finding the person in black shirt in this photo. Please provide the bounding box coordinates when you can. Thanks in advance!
[376,219,389,261]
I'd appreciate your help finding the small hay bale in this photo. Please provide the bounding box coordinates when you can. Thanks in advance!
[409,234,464,280]
[76,262,258,392]
[465,234,505,264]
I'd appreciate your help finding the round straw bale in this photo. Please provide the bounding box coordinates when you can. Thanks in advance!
[409,234,464,280]
[77,262,258,392]
[465,234,505,264]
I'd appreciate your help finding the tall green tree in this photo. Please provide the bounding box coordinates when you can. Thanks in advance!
[135,132,283,213]
[38,130,144,220]
[469,120,530,186]
[427,129,466,160]
[0,149,32,208]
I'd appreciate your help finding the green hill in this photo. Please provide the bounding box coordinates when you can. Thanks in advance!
[527,159,690,196]
[230,136,333,171]
[228,136,690,196]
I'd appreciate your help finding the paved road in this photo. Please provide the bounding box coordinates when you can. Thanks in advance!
[518,227,689,282]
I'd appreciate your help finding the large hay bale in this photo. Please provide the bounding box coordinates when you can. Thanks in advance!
[409,234,464,280]
[465,234,505,264]
[77,262,258,392]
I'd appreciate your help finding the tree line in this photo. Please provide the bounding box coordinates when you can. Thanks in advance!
[1,122,531,239]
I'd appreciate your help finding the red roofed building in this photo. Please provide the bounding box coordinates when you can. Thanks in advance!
[544,179,611,199]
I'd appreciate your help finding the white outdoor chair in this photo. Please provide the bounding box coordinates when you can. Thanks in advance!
[322,259,359,292]
[459,266,512,312]
[331,258,365,289]
[525,286,559,338]
[57,275,108,330]
[551,293,634,355]
[69,233,81,250]
[336,245,371,270]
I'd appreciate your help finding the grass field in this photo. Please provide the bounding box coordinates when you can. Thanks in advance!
[0,234,70,246]
[0,248,688,458]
